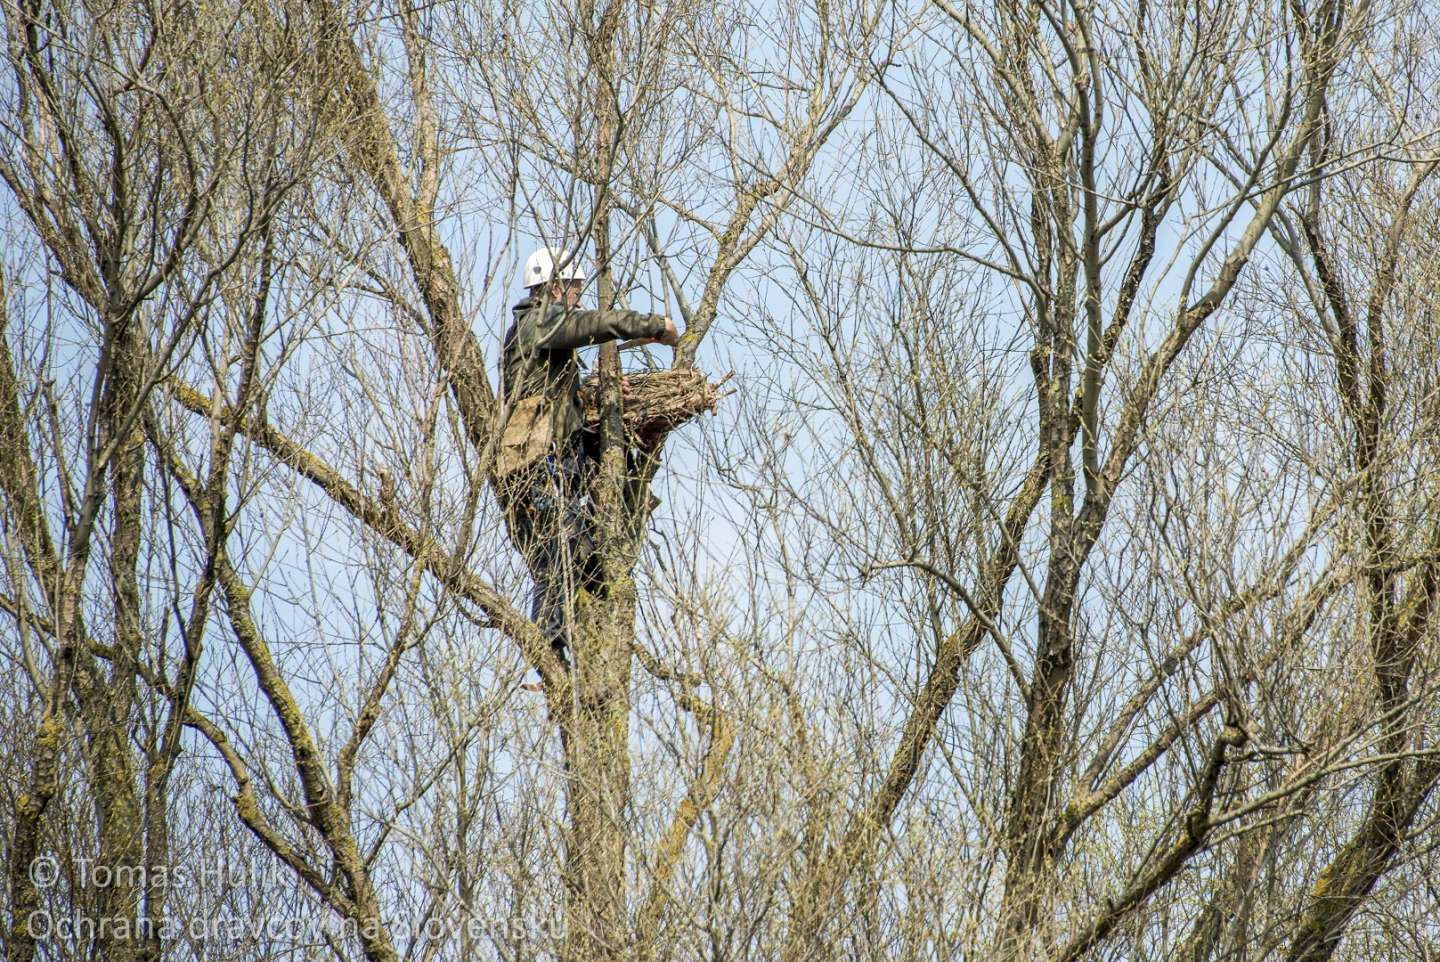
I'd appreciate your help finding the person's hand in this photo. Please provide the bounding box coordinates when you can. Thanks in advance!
[656,316,680,346]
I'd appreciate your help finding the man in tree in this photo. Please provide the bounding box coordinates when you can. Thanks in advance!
[497,246,679,670]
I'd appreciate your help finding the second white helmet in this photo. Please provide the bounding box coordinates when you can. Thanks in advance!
[522,247,586,289]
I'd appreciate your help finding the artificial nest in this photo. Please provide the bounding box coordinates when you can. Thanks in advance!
[578,369,732,446]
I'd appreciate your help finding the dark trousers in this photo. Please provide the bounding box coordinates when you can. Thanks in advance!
[506,450,599,659]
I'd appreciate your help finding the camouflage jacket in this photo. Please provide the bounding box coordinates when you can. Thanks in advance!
[501,294,667,453]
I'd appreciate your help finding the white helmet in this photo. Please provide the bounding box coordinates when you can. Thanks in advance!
[521,246,586,289]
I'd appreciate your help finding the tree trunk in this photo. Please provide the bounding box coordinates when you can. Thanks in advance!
[559,583,636,962]
[86,312,148,962]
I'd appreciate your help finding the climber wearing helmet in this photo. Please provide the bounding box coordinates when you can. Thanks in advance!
[497,246,679,671]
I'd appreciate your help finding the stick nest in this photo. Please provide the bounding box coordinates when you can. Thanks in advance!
[579,369,732,446]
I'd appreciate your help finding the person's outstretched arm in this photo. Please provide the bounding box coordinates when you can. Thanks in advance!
[525,304,675,352]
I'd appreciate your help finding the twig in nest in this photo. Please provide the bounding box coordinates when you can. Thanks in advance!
[579,369,733,446]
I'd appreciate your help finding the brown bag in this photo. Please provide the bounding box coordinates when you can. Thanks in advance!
[494,395,554,480]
